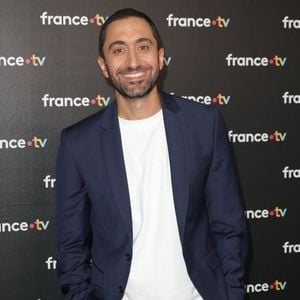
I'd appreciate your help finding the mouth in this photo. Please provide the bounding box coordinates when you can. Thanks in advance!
[122,72,145,80]
[117,65,152,83]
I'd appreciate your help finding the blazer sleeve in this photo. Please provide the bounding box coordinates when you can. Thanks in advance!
[56,129,93,300]
[205,109,248,300]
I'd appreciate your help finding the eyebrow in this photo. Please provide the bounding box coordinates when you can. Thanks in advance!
[136,38,153,45]
[108,38,154,51]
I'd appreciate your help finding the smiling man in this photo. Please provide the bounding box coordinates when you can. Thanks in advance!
[56,8,248,300]
[97,12,164,120]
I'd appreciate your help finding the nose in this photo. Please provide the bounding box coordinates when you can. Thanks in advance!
[126,48,140,70]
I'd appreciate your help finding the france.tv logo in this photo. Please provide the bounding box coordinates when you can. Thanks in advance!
[41,93,111,108]
[181,93,231,105]
[282,166,300,179]
[0,136,48,149]
[40,11,109,26]
[226,53,287,67]
[282,91,300,104]
[228,130,287,143]
[282,241,300,254]
[0,219,50,233]
[166,14,230,28]
[282,16,300,29]
[245,207,287,219]
[0,54,46,67]
[246,280,287,294]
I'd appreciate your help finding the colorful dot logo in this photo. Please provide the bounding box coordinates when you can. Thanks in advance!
[0,219,50,233]
[41,94,111,107]
[40,12,108,26]
[179,93,231,106]
[228,130,287,143]
[246,280,287,293]
[166,14,230,28]
[245,207,287,219]
[0,136,48,150]
[226,54,287,67]
[88,14,108,26]
[0,55,46,67]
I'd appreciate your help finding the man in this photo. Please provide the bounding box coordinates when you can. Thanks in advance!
[56,8,248,300]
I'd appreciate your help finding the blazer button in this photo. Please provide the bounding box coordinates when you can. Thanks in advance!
[118,285,124,294]
[125,253,131,261]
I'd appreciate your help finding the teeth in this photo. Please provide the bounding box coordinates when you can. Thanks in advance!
[123,72,144,78]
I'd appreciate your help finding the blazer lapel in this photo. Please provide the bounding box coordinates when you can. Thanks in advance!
[161,92,189,244]
[100,101,133,242]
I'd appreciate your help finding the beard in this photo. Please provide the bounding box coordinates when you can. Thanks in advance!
[107,63,160,100]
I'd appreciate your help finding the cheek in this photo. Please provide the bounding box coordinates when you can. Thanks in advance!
[107,59,125,75]
[103,63,116,78]
[148,53,162,70]
[142,55,160,70]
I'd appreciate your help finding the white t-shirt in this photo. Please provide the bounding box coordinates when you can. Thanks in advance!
[118,109,203,300]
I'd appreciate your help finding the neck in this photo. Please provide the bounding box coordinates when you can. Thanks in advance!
[116,87,162,120]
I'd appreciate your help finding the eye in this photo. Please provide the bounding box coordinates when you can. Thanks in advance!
[138,44,151,51]
[112,48,125,55]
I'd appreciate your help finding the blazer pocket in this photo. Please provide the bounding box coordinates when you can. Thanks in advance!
[204,247,221,270]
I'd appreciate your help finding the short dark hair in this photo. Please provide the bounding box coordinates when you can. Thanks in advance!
[98,8,163,58]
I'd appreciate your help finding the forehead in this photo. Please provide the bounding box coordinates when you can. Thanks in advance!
[104,17,156,46]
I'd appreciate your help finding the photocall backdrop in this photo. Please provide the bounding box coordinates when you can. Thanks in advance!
[0,0,299,299]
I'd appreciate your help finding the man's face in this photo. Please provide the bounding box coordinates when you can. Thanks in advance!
[98,17,164,99]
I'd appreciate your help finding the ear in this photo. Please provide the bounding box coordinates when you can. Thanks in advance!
[158,48,165,71]
[98,56,109,78]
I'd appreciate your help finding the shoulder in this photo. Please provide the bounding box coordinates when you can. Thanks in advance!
[59,101,113,142]
[162,91,220,124]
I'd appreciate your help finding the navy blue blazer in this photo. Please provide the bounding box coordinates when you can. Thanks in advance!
[56,92,248,300]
